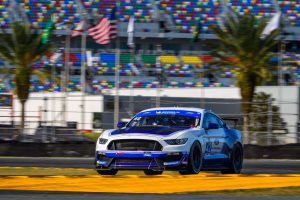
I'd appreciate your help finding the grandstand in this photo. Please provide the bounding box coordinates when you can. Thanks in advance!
[0,0,299,92]
[1,1,298,30]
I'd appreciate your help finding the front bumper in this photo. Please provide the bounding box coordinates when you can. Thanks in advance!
[95,151,189,170]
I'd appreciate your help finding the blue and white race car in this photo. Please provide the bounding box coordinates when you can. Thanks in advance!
[95,107,243,175]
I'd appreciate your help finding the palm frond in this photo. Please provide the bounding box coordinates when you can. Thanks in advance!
[0,22,53,103]
[209,11,280,114]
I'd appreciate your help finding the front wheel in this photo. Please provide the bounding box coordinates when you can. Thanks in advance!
[97,169,118,175]
[179,141,202,175]
[144,170,163,175]
[221,143,243,174]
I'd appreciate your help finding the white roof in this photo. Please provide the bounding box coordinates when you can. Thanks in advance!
[142,107,205,113]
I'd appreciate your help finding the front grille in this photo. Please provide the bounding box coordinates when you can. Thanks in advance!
[107,139,163,151]
[113,158,159,167]
[115,158,152,164]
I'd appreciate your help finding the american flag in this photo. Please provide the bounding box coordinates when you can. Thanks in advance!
[88,7,117,44]
[71,20,85,37]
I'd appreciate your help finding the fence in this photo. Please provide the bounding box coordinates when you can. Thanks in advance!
[0,93,299,145]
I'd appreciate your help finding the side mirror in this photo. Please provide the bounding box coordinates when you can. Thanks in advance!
[117,121,126,128]
[208,122,219,130]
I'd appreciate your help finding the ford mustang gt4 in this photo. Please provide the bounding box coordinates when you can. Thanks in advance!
[95,107,243,175]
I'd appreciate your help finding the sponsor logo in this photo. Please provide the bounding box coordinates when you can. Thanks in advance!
[156,111,177,115]
[144,152,152,157]
[116,152,125,154]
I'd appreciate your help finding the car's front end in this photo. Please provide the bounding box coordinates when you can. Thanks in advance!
[95,108,204,174]
[95,132,193,171]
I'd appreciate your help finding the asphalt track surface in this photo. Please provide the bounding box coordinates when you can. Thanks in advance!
[0,157,300,174]
[0,191,299,200]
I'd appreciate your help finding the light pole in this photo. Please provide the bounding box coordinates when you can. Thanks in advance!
[62,25,71,126]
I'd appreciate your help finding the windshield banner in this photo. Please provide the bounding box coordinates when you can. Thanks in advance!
[136,110,201,118]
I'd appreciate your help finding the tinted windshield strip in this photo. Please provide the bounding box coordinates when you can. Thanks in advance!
[136,110,201,118]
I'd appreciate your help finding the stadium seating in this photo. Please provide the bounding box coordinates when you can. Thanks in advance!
[0,1,300,92]
[3,48,300,91]
[164,64,193,77]
[283,51,300,79]
[0,79,9,93]
[16,0,81,29]
[119,0,153,23]
[141,55,157,64]
[140,54,157,71]
[0,78,228,93]
[181,56,202,65]
[160,55,179,64]
[0,0,298,33]
[279,0,300,27]
[0,0,9,28]
[81,0,114,19]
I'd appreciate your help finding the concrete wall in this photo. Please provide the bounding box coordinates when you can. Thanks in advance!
[0,92,103,133]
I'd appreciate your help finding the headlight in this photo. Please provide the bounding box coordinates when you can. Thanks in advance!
[99,138,108,144]
[164,138,188,145]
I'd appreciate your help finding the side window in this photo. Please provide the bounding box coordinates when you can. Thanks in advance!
[216,117,226,128]
[202,113,209,129]
[202,113,219,129]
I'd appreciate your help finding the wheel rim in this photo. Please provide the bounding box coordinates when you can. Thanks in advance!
[193,145,201,170]
[234,147,243,170]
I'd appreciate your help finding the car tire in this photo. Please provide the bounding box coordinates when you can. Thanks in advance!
[221,143,243,174]
[144,170,163,175]
[179,141,202,175]
[97,169,118,175]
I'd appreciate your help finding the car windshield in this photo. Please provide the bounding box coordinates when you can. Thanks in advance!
[127,114,200,127]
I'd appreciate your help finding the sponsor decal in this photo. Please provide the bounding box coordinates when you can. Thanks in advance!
[136,110,202,118]
[156,111,179,115]
[205,142,212,153]
[116,152,125,154]
[144,152,152,157]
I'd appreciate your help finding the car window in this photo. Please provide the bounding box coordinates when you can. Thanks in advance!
[202,113,219,129]
[128,114,199,127]
[216,116,226,128]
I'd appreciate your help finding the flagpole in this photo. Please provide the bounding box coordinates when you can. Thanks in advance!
[192,12,204,108]
[80,30,87,131]
[272,0,283,86]
[271,0,283,138]
[62,29,71,125]
[74,0,88,130]
[129,47,134,117]
[114,40,120,128]
[155,51,161,108]
[114,1,120,129]
[51,58,56,141]
[127,16,135,117]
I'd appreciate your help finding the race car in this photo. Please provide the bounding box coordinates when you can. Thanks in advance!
[95,107,243,175]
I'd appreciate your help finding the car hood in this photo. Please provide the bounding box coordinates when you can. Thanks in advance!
[110,126,190,136]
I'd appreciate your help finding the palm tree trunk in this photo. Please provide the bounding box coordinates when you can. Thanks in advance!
[239,74,256,144]
[20,100,26,135]
[243,114,250,143]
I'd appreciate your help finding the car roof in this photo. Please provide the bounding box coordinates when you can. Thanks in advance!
[141,107,205,114]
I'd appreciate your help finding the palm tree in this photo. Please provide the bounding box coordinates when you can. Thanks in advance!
[209,11,280,141]
[0,22,52,132]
